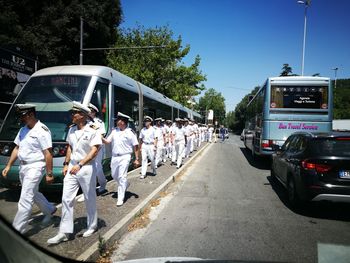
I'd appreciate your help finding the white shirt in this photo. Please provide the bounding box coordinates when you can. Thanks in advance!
[172,126,186,143]
[184,125,193,137]
[155,126,165,143]
[89,117,106,136]
[67,124,102,163]
[14,120,51,163]
[139,126,157,144]
[106,128,138,156]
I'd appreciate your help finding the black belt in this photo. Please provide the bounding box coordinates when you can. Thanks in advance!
[20,160,44,165]
[113,153,132,157]
[143,142,154,145]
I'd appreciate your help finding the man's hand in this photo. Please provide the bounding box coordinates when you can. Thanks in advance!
[62,165,69,176]
[69,164,81,175]
[133,159,140,168]
[2,166,10,178]
[46,175,54,184]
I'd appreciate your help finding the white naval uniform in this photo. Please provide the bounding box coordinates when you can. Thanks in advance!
[12,120,56,234]
[155,126,165,167]
[59,124,102,234]
[106,128,138,202]
[208,127,214,142]
[89,117,107,190]
[171,126,186,168]
[139,126,157,176]
[184,125,193,157]
[165,125,172,159]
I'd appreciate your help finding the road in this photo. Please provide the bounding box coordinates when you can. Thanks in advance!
[113,135,350,263]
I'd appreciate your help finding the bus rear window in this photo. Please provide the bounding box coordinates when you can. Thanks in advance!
[270,86,328,109]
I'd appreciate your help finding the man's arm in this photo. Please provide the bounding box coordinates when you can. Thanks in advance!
[62,145,72,176]
[43,148,54,184]
[69,145,100,175]
[2,146,19,178]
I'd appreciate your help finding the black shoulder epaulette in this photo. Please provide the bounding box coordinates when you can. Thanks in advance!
[69,124,76,128]
[41,125,49,132]
[90,124,98,130]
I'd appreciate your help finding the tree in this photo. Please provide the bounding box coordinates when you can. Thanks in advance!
[333,79,350,119]
[280,63,293,76]
[198,88,226,125]
[0,0,122,67]
[106,25,206,106]
[225,111,235,130]
[232,86,260,133]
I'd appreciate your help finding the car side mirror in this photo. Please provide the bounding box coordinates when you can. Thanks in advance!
[272,144,281,152]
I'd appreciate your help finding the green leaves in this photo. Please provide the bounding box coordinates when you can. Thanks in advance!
[198,88,226,124]
[106,25,206,106]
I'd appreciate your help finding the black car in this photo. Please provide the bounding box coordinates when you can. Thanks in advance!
[271,131,350,207]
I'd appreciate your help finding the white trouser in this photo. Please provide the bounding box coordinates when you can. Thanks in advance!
[94,146,106,189]
[190,135,196,152]
[59,163,97,234]
[166,141,173,159]
[13,162,55,234]
[155,140,165,166]
[185,136,193,157]
[208,132,213,142]
[141,144,156,176]
[198,134,202,147]
[172,141,185,168]
[111,154,131,202]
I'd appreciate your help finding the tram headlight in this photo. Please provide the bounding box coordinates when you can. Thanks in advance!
[52,143,68,157]
[0,143,15,156]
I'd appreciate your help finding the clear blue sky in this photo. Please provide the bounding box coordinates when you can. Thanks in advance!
[120,0,350,111]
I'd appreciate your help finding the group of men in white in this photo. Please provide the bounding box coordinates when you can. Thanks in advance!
[1,101,217,245]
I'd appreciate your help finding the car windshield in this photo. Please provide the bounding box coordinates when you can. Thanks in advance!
[0,75,91,141]
[310,138,350,157]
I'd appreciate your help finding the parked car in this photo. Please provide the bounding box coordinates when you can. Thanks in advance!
[271,132,350,207]
[240,129,247,141]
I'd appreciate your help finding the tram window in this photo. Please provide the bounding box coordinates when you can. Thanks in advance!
[90,81,109,133]
[114,86,139,127]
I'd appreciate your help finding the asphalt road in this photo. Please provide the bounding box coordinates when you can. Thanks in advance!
[113,135,350,263]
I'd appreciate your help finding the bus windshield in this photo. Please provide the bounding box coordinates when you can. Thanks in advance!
[0,75,91,141]
[270,85,328,110]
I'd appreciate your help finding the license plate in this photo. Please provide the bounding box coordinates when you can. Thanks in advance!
[339,170,350,179]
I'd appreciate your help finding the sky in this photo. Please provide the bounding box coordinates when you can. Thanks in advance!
[119,0,350,111]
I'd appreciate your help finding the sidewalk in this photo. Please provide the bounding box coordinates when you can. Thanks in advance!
[23,142,209,261]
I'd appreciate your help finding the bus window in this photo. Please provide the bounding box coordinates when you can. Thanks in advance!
[90,81,109,134]
[270,86,328,109]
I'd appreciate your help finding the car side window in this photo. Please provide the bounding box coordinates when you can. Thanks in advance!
[286,135,300,153]
[281,135,295,151]
[295,136,307,152]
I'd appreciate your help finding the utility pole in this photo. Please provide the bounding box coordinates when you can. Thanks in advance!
[80,17,83,65]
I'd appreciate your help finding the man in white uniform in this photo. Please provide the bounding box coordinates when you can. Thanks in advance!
[154,117,165,168]
[2,104,56,234]
[139,116,157,179]
[164,120,172,160]
[88,103,107,194]
[103,112,140,206]
[171,118,187,169]
[47,101,101,245]
[184,119,193,158]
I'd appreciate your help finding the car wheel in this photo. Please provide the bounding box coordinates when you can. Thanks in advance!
[287,176,300,208]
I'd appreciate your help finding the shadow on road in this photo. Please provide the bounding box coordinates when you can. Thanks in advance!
[267,175,350,222]
[239,147,271,170]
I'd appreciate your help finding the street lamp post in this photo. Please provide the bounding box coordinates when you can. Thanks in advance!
[297,0,311,76]
[332,67,339,89]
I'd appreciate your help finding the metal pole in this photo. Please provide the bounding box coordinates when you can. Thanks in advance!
[333,67,338,89]
[301,4,307,76]
[80,17,83,65]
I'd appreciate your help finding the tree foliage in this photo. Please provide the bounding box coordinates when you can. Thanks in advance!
[280,63,293,76]
[0,0,122,67]
[197,88,226,125]
[106,25,206,106]
[333,79,350,119]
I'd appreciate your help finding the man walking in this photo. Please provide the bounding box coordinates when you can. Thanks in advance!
[139,116,157,179]
[47,101,101,244]
[171,118,187,169]
[103,112,139,206]
[2,104,56,234]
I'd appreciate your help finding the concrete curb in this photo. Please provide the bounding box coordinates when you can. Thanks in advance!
[76,142,213,261]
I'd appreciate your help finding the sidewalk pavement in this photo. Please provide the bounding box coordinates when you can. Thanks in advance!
[22,142,209,261]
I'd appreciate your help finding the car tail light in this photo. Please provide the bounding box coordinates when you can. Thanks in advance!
[261,140,273,149]
[302,160,332,173]
[336,137,350,141]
